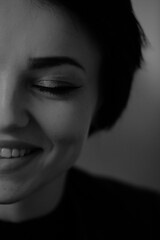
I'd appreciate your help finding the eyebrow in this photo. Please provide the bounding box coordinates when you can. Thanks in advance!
[28,56,85,72]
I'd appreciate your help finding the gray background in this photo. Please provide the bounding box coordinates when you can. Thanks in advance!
[76,0,160,192]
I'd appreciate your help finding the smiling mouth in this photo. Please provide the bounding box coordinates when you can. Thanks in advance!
[0,148,39,159]
[0,140,43,173]
[0,139,43,158]
[0,149,43,174]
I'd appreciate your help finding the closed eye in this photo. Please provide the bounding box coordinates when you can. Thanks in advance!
[31,83,82,98]
[26,71,83,99]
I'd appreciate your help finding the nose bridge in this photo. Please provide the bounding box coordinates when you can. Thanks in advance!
[1,70,18,109]
[0,69,29,129]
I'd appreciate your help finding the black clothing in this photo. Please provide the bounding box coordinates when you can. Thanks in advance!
[0,167,160,239]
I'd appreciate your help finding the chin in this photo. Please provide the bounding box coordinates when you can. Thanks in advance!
[0,179,32,205]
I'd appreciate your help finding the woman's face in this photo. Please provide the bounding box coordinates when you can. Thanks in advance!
[0,0,100,203]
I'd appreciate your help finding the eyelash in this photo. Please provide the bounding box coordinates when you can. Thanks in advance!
[31,83,82,97]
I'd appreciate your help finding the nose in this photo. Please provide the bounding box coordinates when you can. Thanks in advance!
[0,73,29,132]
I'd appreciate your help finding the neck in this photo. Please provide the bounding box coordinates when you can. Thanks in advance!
[0,173,67,223]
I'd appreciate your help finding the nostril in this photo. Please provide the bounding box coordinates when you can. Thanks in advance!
[0,113,29,130]
[0,104,30,129]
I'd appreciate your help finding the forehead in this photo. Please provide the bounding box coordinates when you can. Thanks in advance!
[0,0,100,72]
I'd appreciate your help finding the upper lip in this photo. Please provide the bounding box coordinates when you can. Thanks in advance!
[0,140,42,150]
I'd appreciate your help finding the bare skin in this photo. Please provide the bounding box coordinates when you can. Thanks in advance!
[0,0,100,222]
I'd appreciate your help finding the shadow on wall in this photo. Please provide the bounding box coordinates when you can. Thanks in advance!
[76,0,160,192]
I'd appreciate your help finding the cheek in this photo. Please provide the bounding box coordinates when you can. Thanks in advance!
[29,99,94,177]
[34,99,94,141]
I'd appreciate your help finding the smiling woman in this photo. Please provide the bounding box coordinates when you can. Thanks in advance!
[0,0,158,239]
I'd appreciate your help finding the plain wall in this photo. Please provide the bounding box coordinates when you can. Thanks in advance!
[76,0,160,192]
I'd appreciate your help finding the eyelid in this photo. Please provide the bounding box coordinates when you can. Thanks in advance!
[32,74,81,86]
[33,78,76,88]
[31,80,83,99]
[36,75,70,81]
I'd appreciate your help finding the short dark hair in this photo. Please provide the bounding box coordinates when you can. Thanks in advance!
[35,0,147,136]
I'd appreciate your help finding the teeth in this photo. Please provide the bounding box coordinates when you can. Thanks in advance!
[20,149,26,157]
[1,148,11,158]
[0,148,32,158]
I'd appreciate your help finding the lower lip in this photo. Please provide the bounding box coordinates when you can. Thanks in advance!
[0,149,42,174]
